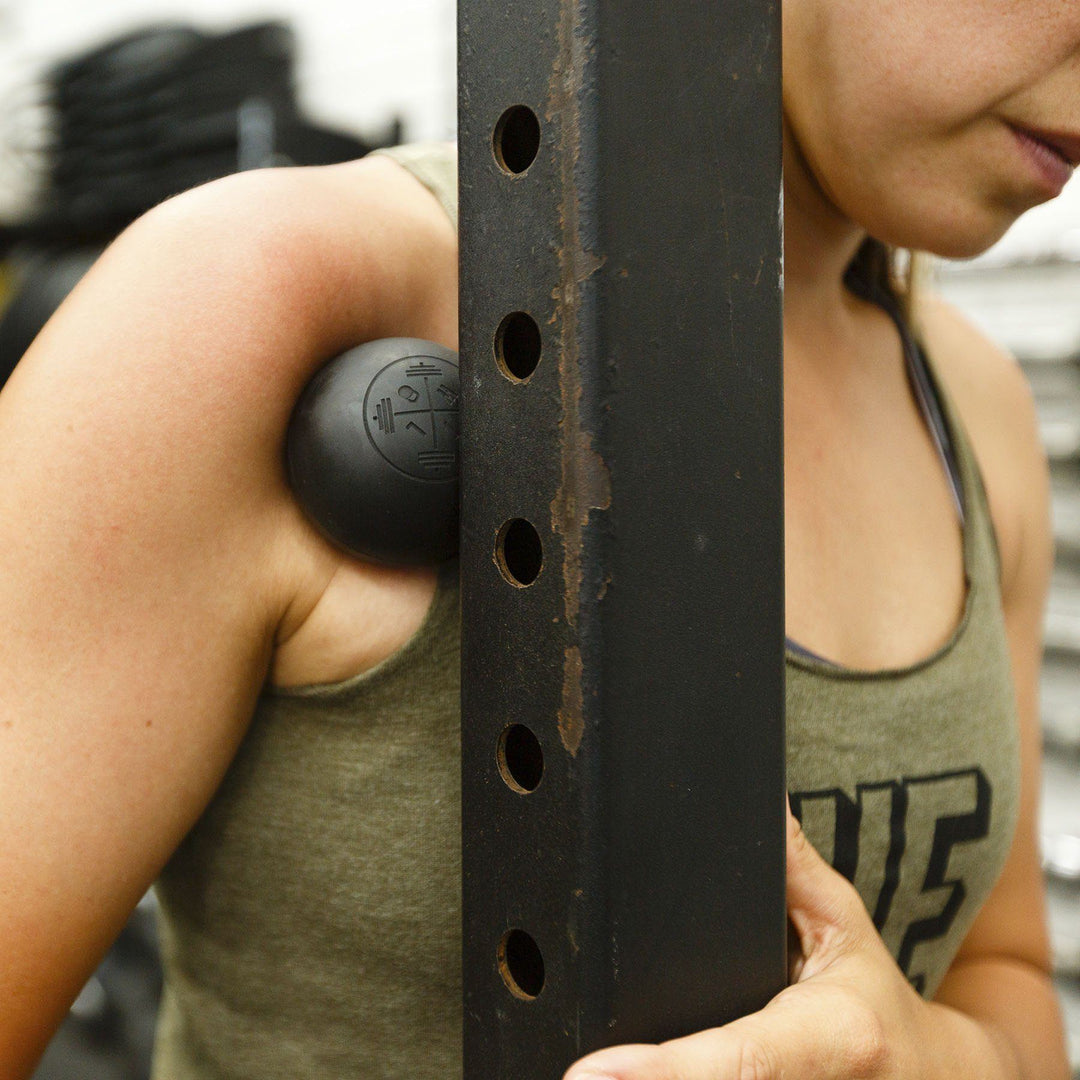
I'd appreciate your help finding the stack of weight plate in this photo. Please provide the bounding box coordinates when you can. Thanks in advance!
[937,253,1080,1079]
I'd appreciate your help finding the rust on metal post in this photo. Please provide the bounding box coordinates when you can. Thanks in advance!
[546,0,610,758]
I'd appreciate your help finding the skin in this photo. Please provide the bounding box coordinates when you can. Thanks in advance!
[0,159,460,1076]
[0,2,1074,1078]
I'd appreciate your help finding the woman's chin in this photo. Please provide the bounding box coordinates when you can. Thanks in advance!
[875,208,1019,262]
[922,230,1010,261]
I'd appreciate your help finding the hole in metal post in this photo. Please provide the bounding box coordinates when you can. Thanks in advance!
[495,518,543,587]
[497,724,544,793]
[493,105,541,175]
[498,929,545,999]
[495,312,542,382]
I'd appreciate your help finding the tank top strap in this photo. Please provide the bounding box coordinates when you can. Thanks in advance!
[368,140,459,231]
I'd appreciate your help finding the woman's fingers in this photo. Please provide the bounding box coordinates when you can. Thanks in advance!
[785,801,874,977]
[563,1044,667,1080]
[560,806,897,1080]
[562,989,888,1080]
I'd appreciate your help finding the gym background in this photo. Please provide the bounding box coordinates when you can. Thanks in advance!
[0,1,1075,1077]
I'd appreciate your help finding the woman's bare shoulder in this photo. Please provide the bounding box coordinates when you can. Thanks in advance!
[136,155,461,688]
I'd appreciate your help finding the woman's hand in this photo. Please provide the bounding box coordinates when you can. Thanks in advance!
[562,805,1015,1080]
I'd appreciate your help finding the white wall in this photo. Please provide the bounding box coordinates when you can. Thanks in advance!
[1,0,1077,261]
[0,0,456,216]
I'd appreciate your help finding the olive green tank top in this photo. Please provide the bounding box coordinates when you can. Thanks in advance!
[151,141,1020,1079]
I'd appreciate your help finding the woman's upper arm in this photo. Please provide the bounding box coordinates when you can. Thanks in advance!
[0,157,455,1076]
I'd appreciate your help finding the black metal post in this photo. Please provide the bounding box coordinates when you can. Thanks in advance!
[459,2,786,1076]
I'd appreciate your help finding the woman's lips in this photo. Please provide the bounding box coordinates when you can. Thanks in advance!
[1009,124,1077,196]
[1022,126,1080,166]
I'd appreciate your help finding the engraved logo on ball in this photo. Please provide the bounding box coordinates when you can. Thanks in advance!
[362,356,459,481]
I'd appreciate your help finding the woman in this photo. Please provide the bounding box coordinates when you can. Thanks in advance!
[0,0,1073,1076]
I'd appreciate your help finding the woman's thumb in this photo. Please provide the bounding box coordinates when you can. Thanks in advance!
[785,799,868,970]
